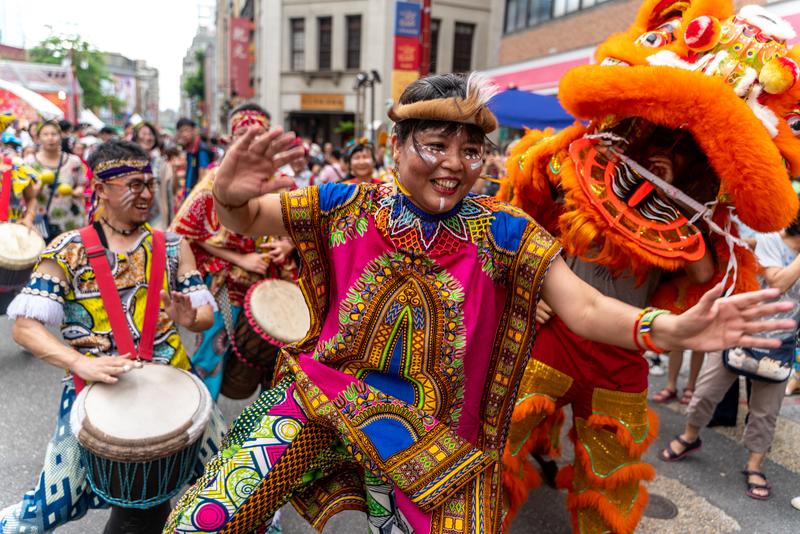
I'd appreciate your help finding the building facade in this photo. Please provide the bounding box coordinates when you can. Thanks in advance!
[482,0,800,93]
[180,26,215,122]
[104,52,161,126]
[250,0,498,146]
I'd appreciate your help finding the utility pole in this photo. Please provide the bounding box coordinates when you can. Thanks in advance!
[419,0,432,77]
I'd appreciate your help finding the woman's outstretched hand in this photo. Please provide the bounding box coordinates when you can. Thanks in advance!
[655,283,796,352]
[213,126,303,208]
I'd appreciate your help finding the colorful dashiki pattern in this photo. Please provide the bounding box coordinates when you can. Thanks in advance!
[168,183,560,533]
[1,226,222,534]
[10,225,209,369]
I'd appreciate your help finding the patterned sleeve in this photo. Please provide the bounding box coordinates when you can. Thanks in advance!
[6,272,67,325]
[177,269,218,310]
[170,177,218,243]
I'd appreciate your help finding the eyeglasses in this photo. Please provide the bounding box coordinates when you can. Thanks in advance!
[106,177,156,194]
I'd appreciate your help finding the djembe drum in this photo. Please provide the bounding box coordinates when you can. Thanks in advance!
[70,362,212,508]
[0,222,45,292]
[220,279,311,399]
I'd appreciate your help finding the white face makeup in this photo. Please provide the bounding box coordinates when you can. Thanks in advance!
[119,189,137,210]
[392,127,485,215]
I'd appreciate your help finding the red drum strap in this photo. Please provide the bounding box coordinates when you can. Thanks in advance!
[0,168,11,222]
[73,226,166,393]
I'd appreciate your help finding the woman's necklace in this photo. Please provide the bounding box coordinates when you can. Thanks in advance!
[101,217,141,236]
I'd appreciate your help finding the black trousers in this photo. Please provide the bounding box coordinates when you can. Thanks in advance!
[102,501,172,534]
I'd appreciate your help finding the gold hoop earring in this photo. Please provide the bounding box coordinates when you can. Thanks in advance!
[393,164,412,196]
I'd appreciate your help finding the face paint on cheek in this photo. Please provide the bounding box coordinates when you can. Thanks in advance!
[120,189,137,210]
[470,161,482,170]
[439,196,446,212]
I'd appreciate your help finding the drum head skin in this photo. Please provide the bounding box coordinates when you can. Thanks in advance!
[71,363,212,462]
[249,279,310,344]
[0,222,45,269]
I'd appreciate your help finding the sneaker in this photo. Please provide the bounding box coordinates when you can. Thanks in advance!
[792,496,800,511]
[649,361,665,376]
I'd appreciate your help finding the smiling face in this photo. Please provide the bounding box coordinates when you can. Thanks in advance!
[96,173,155,225]
[136,125,157,151]
[349,148,375,180]
[392,124,484,214]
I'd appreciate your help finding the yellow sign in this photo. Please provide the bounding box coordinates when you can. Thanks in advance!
[391,70,420,103]
[300,93,345,111]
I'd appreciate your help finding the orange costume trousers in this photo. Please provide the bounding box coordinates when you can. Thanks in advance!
[503,316,658,534]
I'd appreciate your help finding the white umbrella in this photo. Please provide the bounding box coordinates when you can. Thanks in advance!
[79,108,104,129]
[0,78,64,120]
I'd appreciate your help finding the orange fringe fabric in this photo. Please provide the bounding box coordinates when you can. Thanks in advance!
[566,485,650,534]
[585,407,659,459]
[502,396,566,527]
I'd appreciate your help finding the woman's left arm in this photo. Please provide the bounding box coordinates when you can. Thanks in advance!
[541,256,795,352]
[171,238,215,331]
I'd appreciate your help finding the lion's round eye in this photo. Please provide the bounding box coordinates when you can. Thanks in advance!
[787,113,800,136]
[637,31,667,47]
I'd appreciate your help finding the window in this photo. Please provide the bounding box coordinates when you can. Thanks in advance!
[452,22,475,73]
[346,15,362,70]
[505,0,607,33]
[318,16,332,71]
[429,18,441,73]
[290,17,305,71]
[529,0,554,26]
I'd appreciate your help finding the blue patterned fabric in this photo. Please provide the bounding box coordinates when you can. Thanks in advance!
[0,380,226,533]
[0,381,107,533]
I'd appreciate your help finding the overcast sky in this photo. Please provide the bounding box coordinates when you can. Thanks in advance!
[0,0,214,111]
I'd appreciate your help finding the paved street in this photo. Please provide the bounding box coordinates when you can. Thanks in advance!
[1,321,798,532]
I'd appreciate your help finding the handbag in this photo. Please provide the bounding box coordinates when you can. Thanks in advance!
[722,336,796,383]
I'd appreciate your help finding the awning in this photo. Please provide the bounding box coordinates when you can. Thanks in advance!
[0,78,64,120]
[488,88,574,130]
[80,108,104,129]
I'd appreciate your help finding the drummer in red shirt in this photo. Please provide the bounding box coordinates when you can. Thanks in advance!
[1,140,222,533]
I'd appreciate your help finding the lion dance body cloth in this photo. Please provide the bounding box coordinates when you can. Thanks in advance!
[501,1,800,533]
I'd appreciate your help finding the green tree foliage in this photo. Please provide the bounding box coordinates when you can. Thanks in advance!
[29,35,124,113]
[183,50,205,100]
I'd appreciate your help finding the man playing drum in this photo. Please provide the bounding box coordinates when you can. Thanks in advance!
[0,140,222,534]
[171,103,297,400]
[166,73,797,533]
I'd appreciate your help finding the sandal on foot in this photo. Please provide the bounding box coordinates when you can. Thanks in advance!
[659,434,702,462]
[652,387,678,403]
[680,388,694,405]
[742,470,771,500]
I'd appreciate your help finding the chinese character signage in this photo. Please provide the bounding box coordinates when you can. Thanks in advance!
[391,1,421,103]
[230,17,254,98]
[395,2,421,37]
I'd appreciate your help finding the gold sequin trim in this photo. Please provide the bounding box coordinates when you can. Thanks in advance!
[575,418,640,479]
[591,387,650,443]
[516,359,573,403]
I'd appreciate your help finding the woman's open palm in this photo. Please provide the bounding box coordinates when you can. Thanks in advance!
[214,126,304,207]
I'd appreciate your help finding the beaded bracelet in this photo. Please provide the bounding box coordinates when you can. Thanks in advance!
[212,184,249,210]
[638,308,671,354]
[632,308,650,352]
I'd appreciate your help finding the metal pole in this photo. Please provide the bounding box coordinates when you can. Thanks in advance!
[369,80,375,144]
[420,0,432,77]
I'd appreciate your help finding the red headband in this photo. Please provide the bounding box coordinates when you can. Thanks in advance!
[231,110,269,136]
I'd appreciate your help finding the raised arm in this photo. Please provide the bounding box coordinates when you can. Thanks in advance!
[541,256,795,353]
[211,126,304,237]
